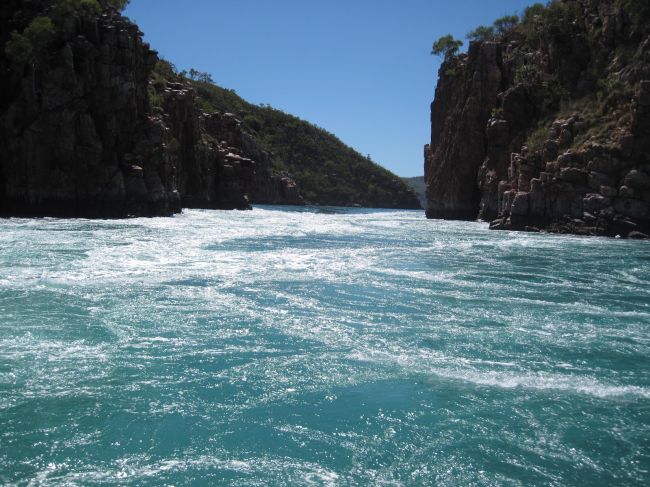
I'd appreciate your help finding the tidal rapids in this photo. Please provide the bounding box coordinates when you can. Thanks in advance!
[0,206,648,485]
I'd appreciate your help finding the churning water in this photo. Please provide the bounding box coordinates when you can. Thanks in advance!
[0,206,649,486]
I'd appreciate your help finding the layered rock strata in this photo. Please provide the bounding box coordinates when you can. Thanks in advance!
[0,2,301,218]
[425,41,503,220]
[425,0,650,238]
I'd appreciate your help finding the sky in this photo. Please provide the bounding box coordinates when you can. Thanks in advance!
[124,0,540,177]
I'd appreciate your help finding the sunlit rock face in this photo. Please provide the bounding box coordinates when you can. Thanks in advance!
[425,41,502,221]
[425,0,650,238]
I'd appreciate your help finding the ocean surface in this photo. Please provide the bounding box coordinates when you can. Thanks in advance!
[0,206,649,486]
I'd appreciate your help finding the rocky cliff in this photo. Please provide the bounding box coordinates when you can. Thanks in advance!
[0,0,300,217]
[183,76,421,209]
[425,0,650,238]
[153,81,303,210]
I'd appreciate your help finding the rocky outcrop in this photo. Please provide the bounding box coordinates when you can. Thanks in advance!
[425,0,650,238]
[186,75,419,210]
[490,90,650,238]
[238,123,303,206]
[0,1,301,218]
[156,83,254,210]
[424,41,502,219]
[0,2,179,217]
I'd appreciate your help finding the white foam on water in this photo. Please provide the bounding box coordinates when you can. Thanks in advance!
[1,206,649,485]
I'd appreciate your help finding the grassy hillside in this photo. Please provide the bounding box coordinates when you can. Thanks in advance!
[152,61,420,208]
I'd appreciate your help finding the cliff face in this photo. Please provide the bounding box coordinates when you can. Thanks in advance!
[0,2,178,217]
[156,81,303,209]
[186,79,422,209]
[425,0,650,238]
[0,1,300,218]
[425,42,502,219]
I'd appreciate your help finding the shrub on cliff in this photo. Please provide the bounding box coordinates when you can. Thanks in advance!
[153,58,181,81]
[4,33,33,66]
[55,0,130,14]
[188,68,214,83]
[521,3,546,26]
[466,25,496,42]
[467,14,519,43]
[4,0,131,66]
[4,16,55,65]
[522,0,581,43]
[56,0,100,13]
[431,35,463,59]
[619,0,650,25]
[493,15,519,36]
[108,0,130,10]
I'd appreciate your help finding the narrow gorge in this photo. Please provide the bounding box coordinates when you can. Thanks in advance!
[0,0,419,218]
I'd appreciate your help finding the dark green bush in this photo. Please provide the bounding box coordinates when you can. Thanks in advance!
[5,16,55,65]
[521,3,546,26]
[154,59,179,79]
[148,85,163,110]
[493,15,519,36]
[55,0,130,14]
[431,34,463,59]
[466,15,519,43]
[618,0,650,25]
[4,32,33,65]
[24,16,56,50]
[108,0,131,10]
[466,25,495,42]
[514,64,540,86]
[539,74,570,113]
[491,107,505,119]
[56,0,101,14]
[520,1,582,46]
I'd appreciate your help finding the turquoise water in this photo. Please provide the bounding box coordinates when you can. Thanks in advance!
[0,206,649,486]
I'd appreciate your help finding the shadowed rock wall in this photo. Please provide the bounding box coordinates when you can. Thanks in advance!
[0,2,301,217]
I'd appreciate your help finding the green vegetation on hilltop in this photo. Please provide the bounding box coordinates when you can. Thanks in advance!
[434,0,650,53]
[4,16,55,65]
[4,0,130,66]
[431,35,463,59]
[432,0,650,153]
[511,0,649,151]
[152,60,420,208]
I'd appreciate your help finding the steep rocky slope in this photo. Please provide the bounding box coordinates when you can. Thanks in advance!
[425,0,650,238]
[182,76,421,209]
[0,0,276,217]
[0,0,174,217]
[152,80,303,210]
[0,1,418,217]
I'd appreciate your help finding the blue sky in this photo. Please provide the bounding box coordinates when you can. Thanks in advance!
[124,0,540,177]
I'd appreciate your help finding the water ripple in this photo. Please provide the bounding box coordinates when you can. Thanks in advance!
[0,206,649,486]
